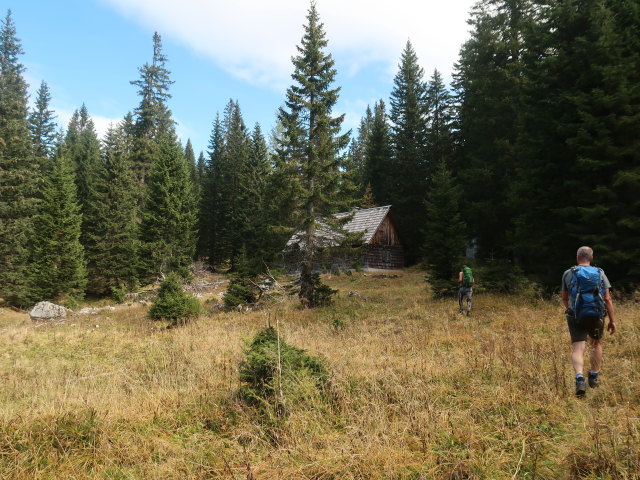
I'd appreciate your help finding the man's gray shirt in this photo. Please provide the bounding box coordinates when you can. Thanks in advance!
[561,266,611,292]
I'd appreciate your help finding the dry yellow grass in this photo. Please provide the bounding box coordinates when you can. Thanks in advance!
[0,270,639,479]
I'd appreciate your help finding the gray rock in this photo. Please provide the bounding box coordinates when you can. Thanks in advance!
[29,301,69,322]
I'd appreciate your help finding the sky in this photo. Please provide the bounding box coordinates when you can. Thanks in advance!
[8,0,476,155]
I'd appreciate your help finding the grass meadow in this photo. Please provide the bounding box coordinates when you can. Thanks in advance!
[0,269,638,479]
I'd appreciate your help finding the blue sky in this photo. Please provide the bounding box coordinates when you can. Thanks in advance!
[9,0,476,155]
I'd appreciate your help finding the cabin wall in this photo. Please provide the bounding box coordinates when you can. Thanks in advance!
[369,217,401,246]
[364,245,404,270]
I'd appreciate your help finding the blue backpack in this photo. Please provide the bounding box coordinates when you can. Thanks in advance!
[568,265,606,321]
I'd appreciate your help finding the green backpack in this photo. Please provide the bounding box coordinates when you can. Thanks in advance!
[462,267,474,287]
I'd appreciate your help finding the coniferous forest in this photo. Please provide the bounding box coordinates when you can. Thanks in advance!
[1,0,639,309]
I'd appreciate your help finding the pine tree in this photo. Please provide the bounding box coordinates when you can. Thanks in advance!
[0,11,40,306]
[140,132,198,281]
[89,115,139,295]
[277,2,349,306]
[422,162,467,297]
[28,80,58,162]
[389,41,429,262]
[28,149,86,303]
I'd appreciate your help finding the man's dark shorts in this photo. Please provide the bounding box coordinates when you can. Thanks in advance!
[567,314,604,343]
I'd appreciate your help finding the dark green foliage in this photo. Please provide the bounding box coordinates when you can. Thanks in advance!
[28,150,86,303]
[140,132,198,281]
[0,11,40,306]
[149,273,201,325]
[130,32,175,193]
[224,249,260,309]
[512,0,640,289]
[454,0,529,261]
[238,326,328,407]
[28,81,58,161]
[472,261,535,295]
[88,116,139,295]
[365,100,392,206]
[425,70,455,183]
[64,105,108,294]
[423,162,467,298]
[298,271,337,307]
[277,3,349,306]
[388,41,429,262]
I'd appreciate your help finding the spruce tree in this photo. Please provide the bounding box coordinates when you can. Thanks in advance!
[140,132,198,281]
[453,0,530,260]
[28,80,58,162]
[28,149,86,303]
[425,69,455,182]
[512,0,640,288]
[389,41,429,262]
[277,2,349,306]
[64,105,107,292]
[423,162,466,297]
[89,115,139,295]
[0,11,40,306]
[201,114,224,265]
[365,100,393,206]
[130,32,174,198]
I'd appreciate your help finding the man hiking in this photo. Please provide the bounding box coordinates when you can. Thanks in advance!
[562,246,616,397]
[458,265,474,315]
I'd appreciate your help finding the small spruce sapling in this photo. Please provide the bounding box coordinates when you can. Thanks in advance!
[149,273,201,326]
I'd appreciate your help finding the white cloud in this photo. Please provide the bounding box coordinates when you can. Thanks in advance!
[100,0,475,91]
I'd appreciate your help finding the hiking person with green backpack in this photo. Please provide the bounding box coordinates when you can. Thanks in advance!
[562,246,616,397]
[458,265,474,315]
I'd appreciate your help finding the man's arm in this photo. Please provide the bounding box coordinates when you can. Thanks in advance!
[604,288,616,334]
[458,271,463,285]
[562,290,569,310]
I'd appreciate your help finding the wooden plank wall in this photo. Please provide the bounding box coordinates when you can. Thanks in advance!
[369,217,401,246]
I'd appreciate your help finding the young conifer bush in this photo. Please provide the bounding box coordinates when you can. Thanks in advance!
[148,273,201,326]
[238,326,329,411]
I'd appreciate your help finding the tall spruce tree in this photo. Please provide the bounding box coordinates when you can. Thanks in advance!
[425,69,455,182]
[64,105,107,292]
[140,132,198,281]
[200,114,224,265]
[28,80,58,162]
[0,11,40,306]
[89,115,139,295]
[512,0,640,288]
[389,41,429,262]
[365,100,393,206]
[28,149,86,303]
[278,2,349,305]
[130,32,174,200]
[454,0,530,260]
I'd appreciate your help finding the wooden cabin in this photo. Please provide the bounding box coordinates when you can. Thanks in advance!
[285,205,404,270]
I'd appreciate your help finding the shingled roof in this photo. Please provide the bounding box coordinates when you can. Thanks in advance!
[286,205,392,247]
[335,205,392,243]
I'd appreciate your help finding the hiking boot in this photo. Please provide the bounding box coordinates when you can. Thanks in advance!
[588,372,599,388]
[466,309,471,316]
[575,377,586,397]
[458,308,463,314]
